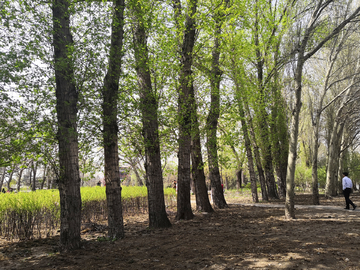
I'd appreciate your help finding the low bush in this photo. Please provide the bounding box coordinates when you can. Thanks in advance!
[0,186,176,241]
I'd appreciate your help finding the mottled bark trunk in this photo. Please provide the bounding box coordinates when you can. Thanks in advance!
[0,168,5,191]
[173,0,197,220]
[337,140,345,195]
[264,151,278,199]
[272,117,288,200]
[236,170,242,189]
[311,114,321,204]
[246,109,268,201]
[132,4,171,228]
[241,115,259,203]
[275,164,287,199]
[325,123,344,196]
[17,167,25,192]
[286,59,304,219]
[206,1,227,209]
[7,170,13,190]
[236,96,258,203]
[191,98,213,213]
[28,165,32,187]
[31,162,37,191]
[53,0,82,250]
[102,0,125,239]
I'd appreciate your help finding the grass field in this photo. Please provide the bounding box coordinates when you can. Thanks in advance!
[0,186,176,241]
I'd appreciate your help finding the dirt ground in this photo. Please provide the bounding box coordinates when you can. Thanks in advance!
[1,192,360,270]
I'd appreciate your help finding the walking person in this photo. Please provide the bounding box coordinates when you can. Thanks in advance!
[342,172,357,210]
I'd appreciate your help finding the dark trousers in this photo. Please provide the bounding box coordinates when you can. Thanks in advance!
[343,188,355,209]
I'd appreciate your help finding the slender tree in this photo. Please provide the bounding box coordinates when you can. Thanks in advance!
[190,83,214,213]
[285,1,360,218]
[130,0,172,228]
[52,0,82,250]
[173,0,197,220]
[205,0,228,209]
[102,0,126,239]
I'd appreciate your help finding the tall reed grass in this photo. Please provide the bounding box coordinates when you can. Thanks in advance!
[0,186,176,241]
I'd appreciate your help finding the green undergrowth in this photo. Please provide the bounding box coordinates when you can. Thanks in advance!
[0,186,176,241]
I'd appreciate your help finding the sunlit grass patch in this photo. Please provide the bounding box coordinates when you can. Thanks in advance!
[0,186,176,241]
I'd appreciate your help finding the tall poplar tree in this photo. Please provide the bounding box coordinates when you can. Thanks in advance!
[52,0,82,250]
[102,0,126,239]
[173,0,197,220]
[130,0,172,228]
[205,0,228,209]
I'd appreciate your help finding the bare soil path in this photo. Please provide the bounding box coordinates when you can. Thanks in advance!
[1,192,360,270]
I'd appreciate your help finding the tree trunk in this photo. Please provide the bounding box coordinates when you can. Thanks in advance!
[337,139,345,195]
[17,167,25,192]
[28,166,32,188]
[264,152,278,199]
[206,0,227,209]
[102,0,125,239]
[232,61,259,203]
[52,0,82,250]
[275,164,287,199]
[31,162,37,191]
[246,106,268,201]
[132,163,145,186]
[236,170,242,189]
[132,2,171,228]
[238,104,259,203]
[286,62,304,219]
[0,167,5,191]
[190,98,213,213]
[272,108,288,200]
[311,113,321,205]
[325,122,344,196]
[7,170,14,190]
[41,164,47,190]
[173,0,197,221]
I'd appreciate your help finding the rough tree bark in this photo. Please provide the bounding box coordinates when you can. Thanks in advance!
[102,0,126,239]
[17,167,25,192]
[239,106,259,203]
[190,83,213,213]
[131,0,171,228]
[0,167,6,191]
[206,3,227,209]
[31,161,37,191]
[245,103,268,201]
[7,169,13,190]
[173,0,197,220]
[52,0,82,250]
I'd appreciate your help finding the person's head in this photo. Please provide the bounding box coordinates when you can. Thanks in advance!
[343,172,349,177]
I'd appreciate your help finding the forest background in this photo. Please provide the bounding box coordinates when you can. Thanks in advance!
[1,0,360,250]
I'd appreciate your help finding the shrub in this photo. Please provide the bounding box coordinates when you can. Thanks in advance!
[0,186,176,241]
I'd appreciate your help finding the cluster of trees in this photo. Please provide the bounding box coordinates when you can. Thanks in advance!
[2,0,360,250]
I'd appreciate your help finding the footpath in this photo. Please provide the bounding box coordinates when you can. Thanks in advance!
[236,203,359,212]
